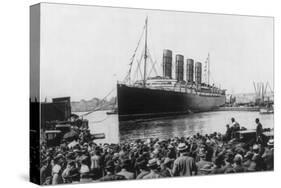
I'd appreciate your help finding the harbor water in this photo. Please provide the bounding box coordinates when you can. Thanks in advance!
[76,111,274,144]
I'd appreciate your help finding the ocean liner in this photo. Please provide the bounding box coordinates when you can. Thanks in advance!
[117,18,226,121]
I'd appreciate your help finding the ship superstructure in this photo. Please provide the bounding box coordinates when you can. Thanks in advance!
[117,17,226,121]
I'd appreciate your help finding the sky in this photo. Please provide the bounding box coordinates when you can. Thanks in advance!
[40,3,274,101]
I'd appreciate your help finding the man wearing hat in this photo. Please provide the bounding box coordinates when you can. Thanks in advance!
[224,124,232,142]
[233,154,245,173]
[40,157,52,185]
[230,117,240,139]
[172,143,197,177]
[99,160,126,181]
[136,158,149,179]
[62,160,77,183]
[255,118,263,143]
[196,148,212,175]
[210,155,224,174]
[117,159,135,180]
[79,156,91,182]
[142,158,163,179]
[160,158,173,177]
[51,154,64,184]
[252,144,265,171]
[167,144,177,159]
[243,151,254,170]
[262,139,274,170]
[90,149,102,180]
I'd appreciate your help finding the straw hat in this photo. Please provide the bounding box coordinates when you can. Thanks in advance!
[267,139,274,146]
[168,144,174,149]
[135,158,147,168]
[244,151,254,159]
[234,154,243,163]
[177,143,188,151]
[112,153,119,160]
[253,144,259,151]
[147,158,158,168]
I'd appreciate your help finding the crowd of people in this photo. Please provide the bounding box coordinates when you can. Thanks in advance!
[40,117,274,185]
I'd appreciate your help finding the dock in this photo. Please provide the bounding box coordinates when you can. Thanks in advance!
[216,106,259,112]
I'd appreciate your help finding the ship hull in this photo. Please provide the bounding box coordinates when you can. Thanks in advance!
[117,84,226,121]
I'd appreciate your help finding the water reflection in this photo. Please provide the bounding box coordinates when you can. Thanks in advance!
[77,111,274,144]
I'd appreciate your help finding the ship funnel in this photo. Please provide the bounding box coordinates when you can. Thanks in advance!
[195,62,202,84]
[175,54,184,81]
[163,49,172,78]
[186,59,194,83]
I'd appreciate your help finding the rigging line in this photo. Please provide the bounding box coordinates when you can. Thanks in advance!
[145,19,158,73]
[132,58,143,82]
[147,49,158,76]
[81,104,111,118]
[124,24,146,83]
[80,87,116,117]
[91,116,109,123]
[147,61,155,78]
[264,82,268,96]
[128,25,145,67]
[132,49,144,82]
[137,56,144,80]
[143,17,148,87]
[81,101,111,117]
[207,53,210,85]
[267,82,273,93]
[145,49,158,78]
[147,57,158,78]
[253,82,257,94]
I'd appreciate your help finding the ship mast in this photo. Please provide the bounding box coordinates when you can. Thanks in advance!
[143,17,148,87]
[207,53,210,85]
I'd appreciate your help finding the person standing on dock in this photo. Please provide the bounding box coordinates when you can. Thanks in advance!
[230,118,240,139]
[255,118,263,143]
[224,124,232,142]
